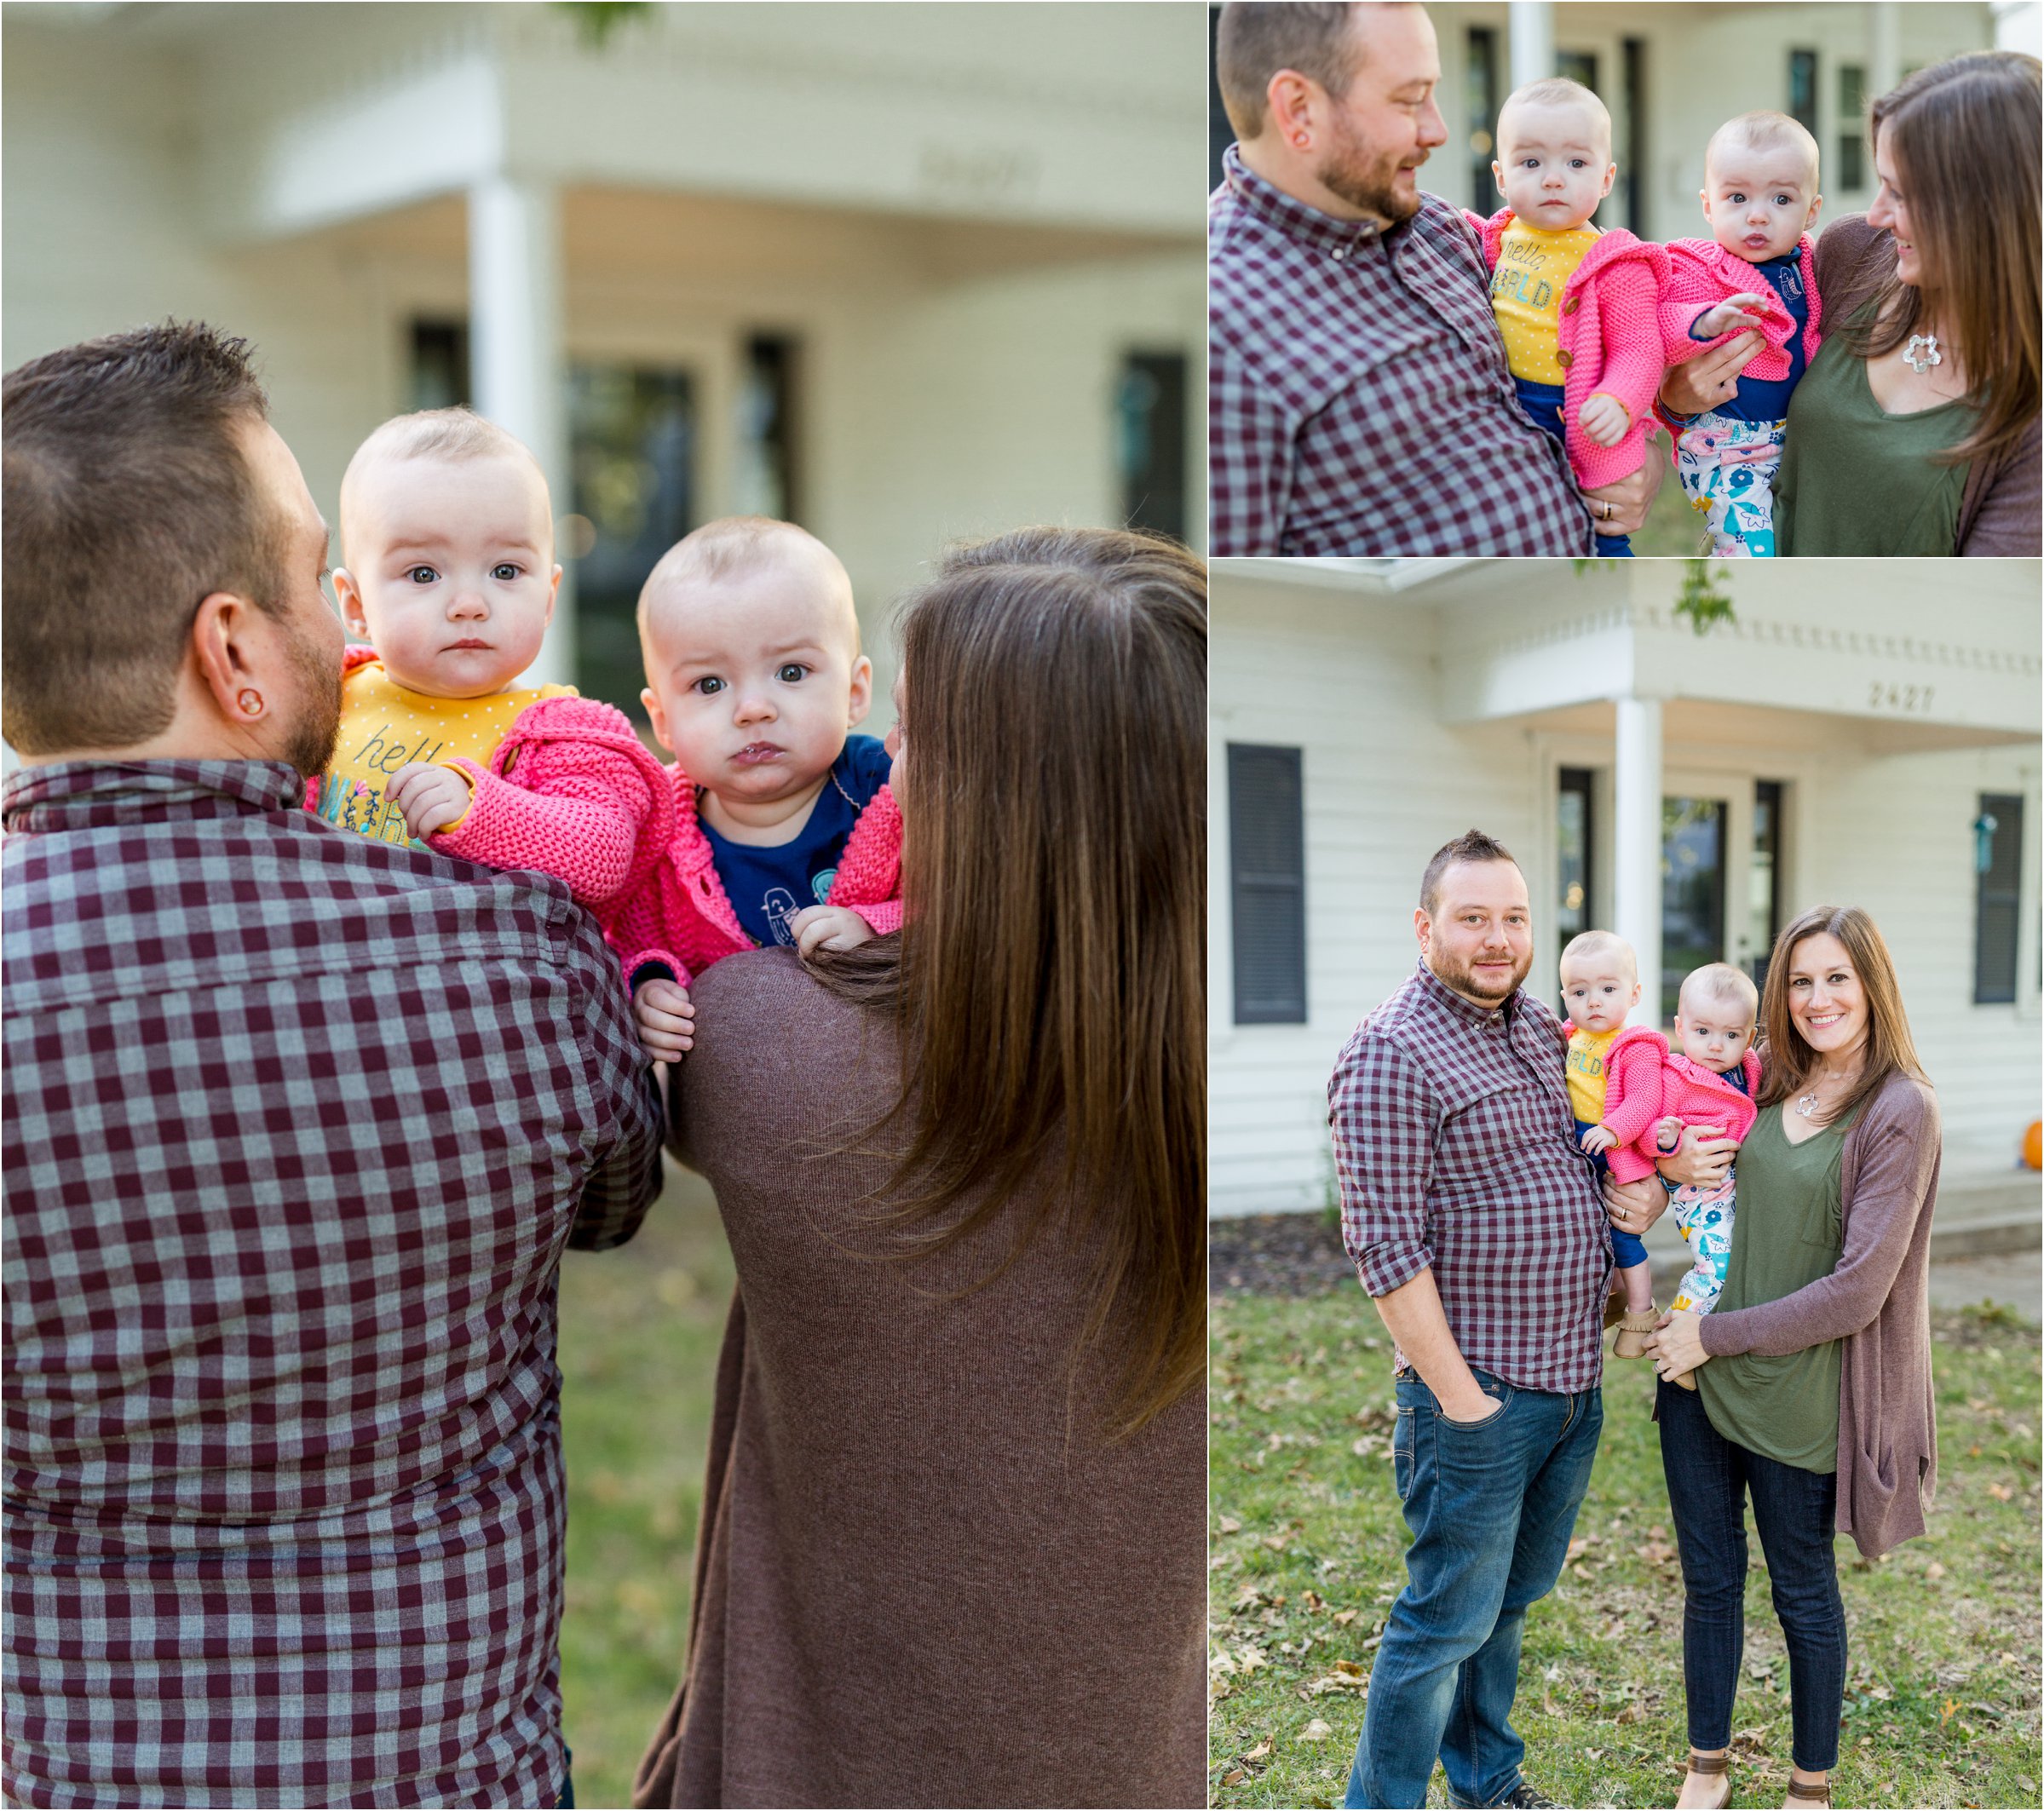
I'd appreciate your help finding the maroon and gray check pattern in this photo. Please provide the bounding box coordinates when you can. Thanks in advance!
[3,760,663,1809]
[1327,964,1612,1394]
[1208,148,1597,557]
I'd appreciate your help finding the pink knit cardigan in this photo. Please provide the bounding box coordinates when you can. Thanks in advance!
[600,762,904,991]
[1586,1023,1670,1183]
[305,647,674,911]
[1657,234,1822,379]
[1652,1047,1764,1153]
[1468,208,1672,488]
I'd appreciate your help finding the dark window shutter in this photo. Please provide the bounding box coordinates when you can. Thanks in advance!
[1229,744,1306,1024]
[1975,793,2024,1005]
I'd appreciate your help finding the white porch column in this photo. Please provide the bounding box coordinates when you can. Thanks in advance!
[469,175,571,689]
[1613,696,1663,1026]
[1509,0,1555,90]
[1868,3,1902,108]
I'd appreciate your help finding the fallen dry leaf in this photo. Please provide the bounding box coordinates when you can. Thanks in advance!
[1988,1483,2014,1502]
[1218,1515,1242,1534]
[1926,1561,1948,1580]
[1333,1608,1359,1625]
[1300,1718,1334,1741]
[1334,1659,1367,1677]
[1636,1541,1676,1565]
[1243,1740,1272,1762]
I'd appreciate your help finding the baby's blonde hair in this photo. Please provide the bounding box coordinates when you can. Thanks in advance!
[338,407,548,559]
[1706,110,1821,192]
[636,515,859,653]
[1559,928,1637,981]
[1498,77,1612,161]
[1679,961,1759,1026]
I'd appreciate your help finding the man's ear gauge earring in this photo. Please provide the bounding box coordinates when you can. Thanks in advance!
[238,689,264,716]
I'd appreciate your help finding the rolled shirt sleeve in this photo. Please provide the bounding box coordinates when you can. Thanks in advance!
[1330,1032,1439,1297]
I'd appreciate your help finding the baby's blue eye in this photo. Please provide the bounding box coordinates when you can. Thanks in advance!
[407,566,439,585]
[776,663,808,683]
[492,562,521,582]
[694,676,726,696]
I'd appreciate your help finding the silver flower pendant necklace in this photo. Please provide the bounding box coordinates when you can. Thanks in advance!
[1903,332,1943,376]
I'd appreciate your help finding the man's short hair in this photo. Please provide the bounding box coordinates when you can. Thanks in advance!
[3,321,283,755]
[1497,77,1612,157]
[1419,828,1519,917]
[1680,961,1760,1025]
[337,407,544,559]
[1558,929,1636,980]
[1214,2,1364,141]
[1705,110,1822,190]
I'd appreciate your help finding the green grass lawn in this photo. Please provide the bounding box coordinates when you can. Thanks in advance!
[556,1158,734,1810]
[1209,1292,2041,1811]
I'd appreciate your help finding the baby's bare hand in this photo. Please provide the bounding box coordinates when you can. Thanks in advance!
[1578,1123,1617,1155]
[634,978,695,1062]
[791,906,874,959]
[1691,292,1768,340]
[1578,393,1629,449]
[386,762,473,840]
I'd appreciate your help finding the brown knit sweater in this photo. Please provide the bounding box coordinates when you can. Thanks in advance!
[1813,214,2042,556]
[1696,1072,1943,1558]
[630,951,1206,1809]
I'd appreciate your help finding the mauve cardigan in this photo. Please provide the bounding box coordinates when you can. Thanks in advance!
[1808,214,2041,557]
[1695,1072,1942,1559]
[630,952,1205,1809]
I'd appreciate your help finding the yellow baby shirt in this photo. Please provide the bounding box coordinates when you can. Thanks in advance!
[1565,1025,1617,1124]
[1491,221,1600,384]
[313,658,573,848]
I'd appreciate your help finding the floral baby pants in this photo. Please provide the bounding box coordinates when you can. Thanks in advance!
[1674,411,1787,558]
[1669,1170,1738,1314]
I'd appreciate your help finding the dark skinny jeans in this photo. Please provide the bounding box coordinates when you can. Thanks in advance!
[1656,1377,1846,1771]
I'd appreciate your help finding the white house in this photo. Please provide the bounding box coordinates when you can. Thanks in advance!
[1208,557,2043,1218]
[3,2,1206,716]
[1208,2,2041,239]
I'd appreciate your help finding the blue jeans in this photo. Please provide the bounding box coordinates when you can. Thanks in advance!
[1514,377,1634,557]
[1657,1377,1845,1770]
[1344,1369,1604,1808]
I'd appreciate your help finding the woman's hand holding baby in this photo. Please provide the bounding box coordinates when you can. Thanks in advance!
[634,978,696,1061]
[1656,1122,1737,1187]
[1660,329,1765,417]
[387,762,475,840]
[791,906,875,959]
[1578,393,1632,450]
[1646,1308,1709,1384]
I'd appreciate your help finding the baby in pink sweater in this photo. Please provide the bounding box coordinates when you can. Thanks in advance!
[610,518,903,1063]
[311,409,671,906]
[1650,963,1763,1388]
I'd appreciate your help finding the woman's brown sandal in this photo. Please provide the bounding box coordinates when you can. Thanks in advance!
[1679,1750,1731,1810]
[1613,1308,1661,1359]
[1782,1776,1832,1808]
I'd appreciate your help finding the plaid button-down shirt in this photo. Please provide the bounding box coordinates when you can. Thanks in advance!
[3,761,663,1809]
[1328,963,1610,1394]
[1209,147,1596,557]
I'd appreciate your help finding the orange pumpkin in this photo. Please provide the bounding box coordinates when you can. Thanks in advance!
[2024,1120,2042,1172]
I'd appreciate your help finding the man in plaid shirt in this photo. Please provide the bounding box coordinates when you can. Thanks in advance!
[2,325,663,1808]
[1209,3,1664,555]
[1327,831,1657,1810]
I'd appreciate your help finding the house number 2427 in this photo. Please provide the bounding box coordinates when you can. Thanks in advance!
[1868,681,1934,712]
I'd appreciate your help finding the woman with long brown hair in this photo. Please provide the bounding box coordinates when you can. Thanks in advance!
[1662,51,2041,555]
[1632,907,1940,1811]
[630,526,1205,1809]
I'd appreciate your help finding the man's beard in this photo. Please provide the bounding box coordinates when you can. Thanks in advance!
[1431,944,1532,1006]
[277,617,343,779]
[1317,115,1423,224]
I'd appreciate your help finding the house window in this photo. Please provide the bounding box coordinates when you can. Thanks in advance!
[1621,37,1647,235]
[1557,49,1598,94]
[1229,744,1306,1024]
[568,363,699,720]
[1557,766,1595,1010]
[1788,49,1819,139]
[734,334,798,521]
[1837,64,1868,192]
[1975,794,2024,1005]
[1467,26,1500,213]
[411,319,471,410]
[1748,779,1784,997]
[1662,796,1729,1025]
[1117,351,1189,543]
[1208,3,1231,192]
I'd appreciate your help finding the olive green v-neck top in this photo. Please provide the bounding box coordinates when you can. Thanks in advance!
[1776,308,1975,556]
[1697,1102,1863,1472]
